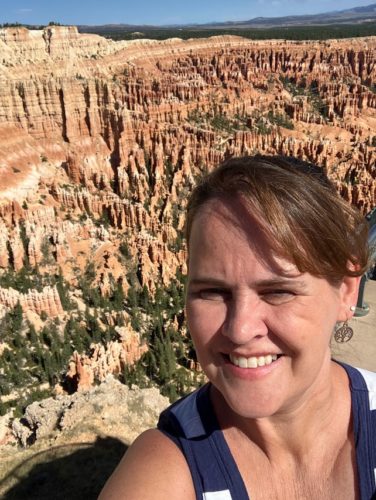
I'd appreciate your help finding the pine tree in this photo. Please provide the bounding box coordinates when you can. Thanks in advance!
[10,301,23,332]
[111,280,125,311]
[56,268,72,310]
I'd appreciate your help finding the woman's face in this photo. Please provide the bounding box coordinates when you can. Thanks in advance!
[186,199,356,419]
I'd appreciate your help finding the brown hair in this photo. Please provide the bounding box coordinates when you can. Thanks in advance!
[186,155,369,283]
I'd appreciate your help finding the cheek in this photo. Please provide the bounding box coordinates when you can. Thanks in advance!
[186,301,226,345]
[283,308,337,350]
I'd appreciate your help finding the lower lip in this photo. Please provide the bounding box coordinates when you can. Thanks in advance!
[222,355,283,380]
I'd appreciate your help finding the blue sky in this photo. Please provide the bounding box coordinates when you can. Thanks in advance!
[0,0,374,26]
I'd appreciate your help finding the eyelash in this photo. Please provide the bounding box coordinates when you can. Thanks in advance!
[197,288,230,301]
[195,289,296,302]
[260,290,296,304]
[262,290,295,296]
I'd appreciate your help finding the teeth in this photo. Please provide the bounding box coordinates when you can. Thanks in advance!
[258,356,265,366]
[229,353,279,369]
[238,357,247,368]
[248,357,258,368]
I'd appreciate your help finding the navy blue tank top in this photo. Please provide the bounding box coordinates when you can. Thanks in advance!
[158,363,376,500]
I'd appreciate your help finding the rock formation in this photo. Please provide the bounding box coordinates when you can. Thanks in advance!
[10,376,168,447]
[65,325,148,390]
[0,285,63,316]
[0,26,374,402]
[0,29,374,229]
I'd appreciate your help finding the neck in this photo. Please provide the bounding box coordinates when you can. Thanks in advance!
[212,360,352,463]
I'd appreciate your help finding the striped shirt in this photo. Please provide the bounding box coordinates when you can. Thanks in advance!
[158,363,376,500]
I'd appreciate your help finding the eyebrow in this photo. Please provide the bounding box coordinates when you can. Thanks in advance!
[188,277,307,289]
[188,278,230,287]
[254,278,307,289]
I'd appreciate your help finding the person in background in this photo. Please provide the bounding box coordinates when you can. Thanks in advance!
[100,155,375,500]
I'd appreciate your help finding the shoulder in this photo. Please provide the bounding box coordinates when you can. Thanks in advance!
[99,429,195,500]
[158,383,211,440]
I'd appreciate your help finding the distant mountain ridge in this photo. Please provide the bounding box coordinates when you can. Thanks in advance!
[212,2,376,28]
[79,3,376,30]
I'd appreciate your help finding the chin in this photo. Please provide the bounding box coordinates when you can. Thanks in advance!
[228,395,283,420]
[211,378,286,420]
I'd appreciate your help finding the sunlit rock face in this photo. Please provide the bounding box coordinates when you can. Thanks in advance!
[0,285,63,317]
[65,324,148,391]
[0,26,375,383]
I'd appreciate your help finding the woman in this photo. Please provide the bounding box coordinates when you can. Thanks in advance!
[100,156,375,499]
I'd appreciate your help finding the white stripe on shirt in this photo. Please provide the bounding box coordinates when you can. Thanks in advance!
[203,490,232,500]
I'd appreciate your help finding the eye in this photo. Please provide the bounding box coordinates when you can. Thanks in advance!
[260,289,296,304]
[197,288,231,302]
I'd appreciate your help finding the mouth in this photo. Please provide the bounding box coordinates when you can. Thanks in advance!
[226,353,283,369]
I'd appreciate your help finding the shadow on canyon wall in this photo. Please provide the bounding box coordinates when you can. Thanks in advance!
[0,437,127,499]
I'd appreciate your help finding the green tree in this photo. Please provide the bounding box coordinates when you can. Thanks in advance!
[111,280,125,311]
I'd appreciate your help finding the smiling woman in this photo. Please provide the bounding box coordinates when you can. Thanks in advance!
[99,156,375,500]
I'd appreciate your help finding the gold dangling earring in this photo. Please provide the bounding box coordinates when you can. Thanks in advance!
[334,320,354,343]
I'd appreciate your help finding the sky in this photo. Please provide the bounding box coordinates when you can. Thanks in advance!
[0,0,374,26]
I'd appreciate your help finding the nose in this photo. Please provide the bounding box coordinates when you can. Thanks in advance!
[221,295,268,345]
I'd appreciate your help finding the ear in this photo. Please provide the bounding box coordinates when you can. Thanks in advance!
[336,275,361,322]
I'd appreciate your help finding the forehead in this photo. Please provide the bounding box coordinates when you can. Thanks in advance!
[188,199,299,277]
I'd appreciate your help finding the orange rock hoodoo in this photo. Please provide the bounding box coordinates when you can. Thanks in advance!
[66,325,148,390]
[0,26,375,314]
[0,285,63,317]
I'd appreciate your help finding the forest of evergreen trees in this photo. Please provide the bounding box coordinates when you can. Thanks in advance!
[0,242,198,416]
[2,21,375,41]
[79,22,376,41]
[0,152,203,417]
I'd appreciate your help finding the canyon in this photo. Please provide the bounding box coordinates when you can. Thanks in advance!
[0,25,375,454]
[1,27,375,281]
